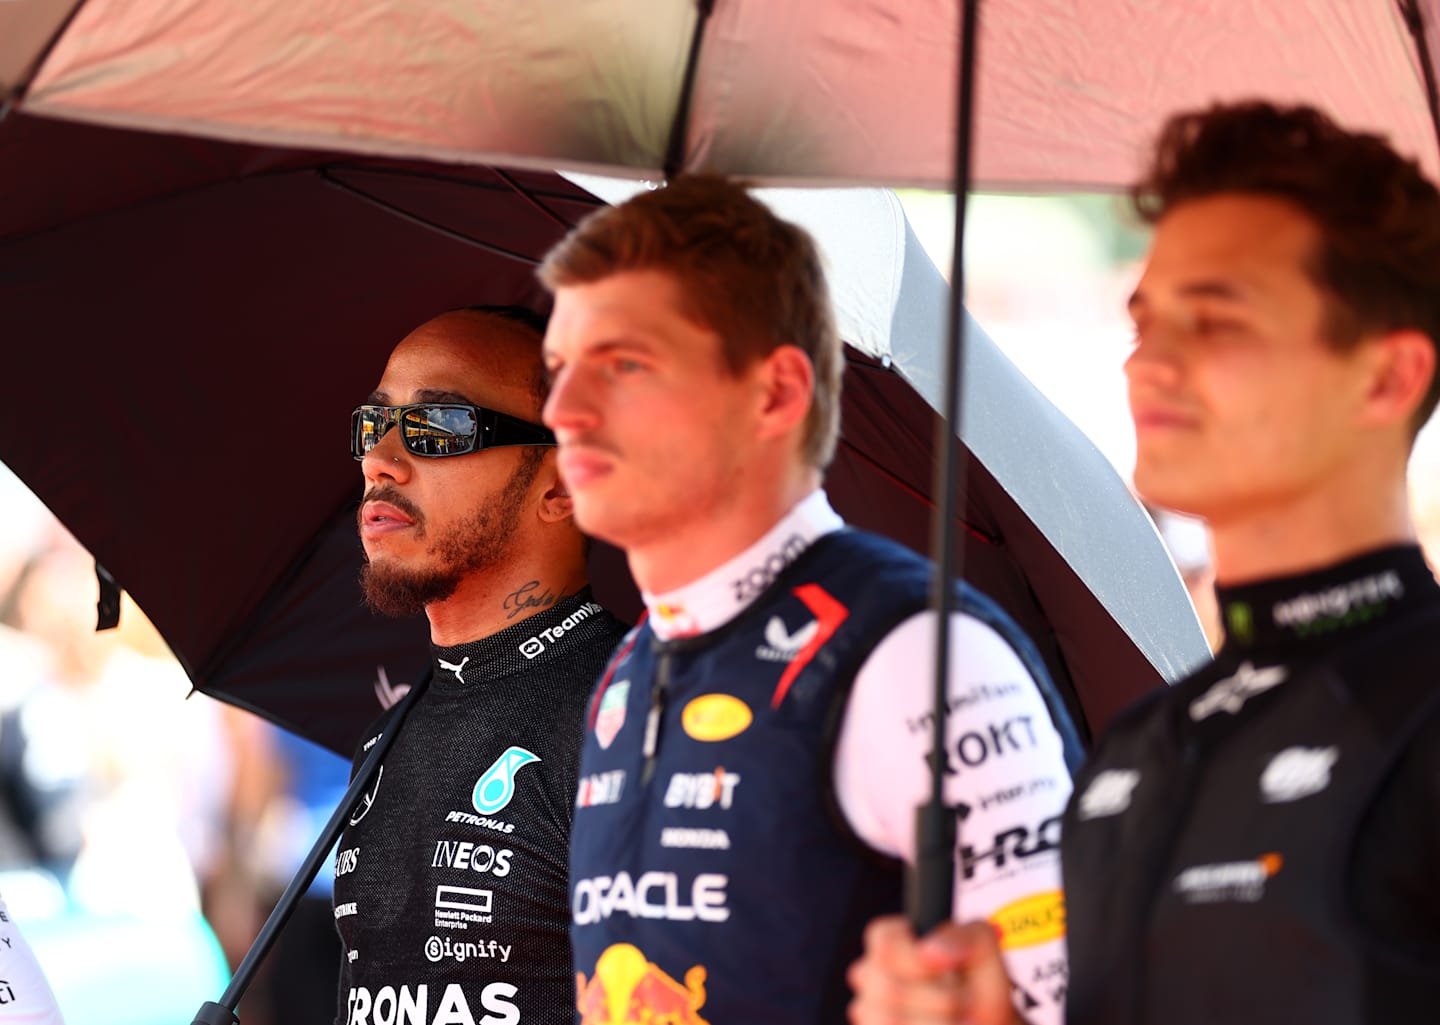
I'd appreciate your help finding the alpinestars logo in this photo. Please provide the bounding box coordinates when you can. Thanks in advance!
[438,656,470,683]
[755,615,818,662]
[1260,746,1338,803]
[472,746,541,815]
[1189,661,1288,721]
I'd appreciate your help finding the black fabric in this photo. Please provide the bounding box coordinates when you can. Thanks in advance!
[332,590,626,1025]
[1063,545,1440,1025]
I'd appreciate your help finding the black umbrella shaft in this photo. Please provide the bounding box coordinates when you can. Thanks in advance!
[192,673,431,1025]
[910,0,981,938]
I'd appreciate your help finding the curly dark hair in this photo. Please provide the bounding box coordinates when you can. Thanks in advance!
[1132,101,1440,431]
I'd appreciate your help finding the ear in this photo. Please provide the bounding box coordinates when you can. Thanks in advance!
[755,344,815,442]
[535,454,575,524]
[1357,329,1436,430]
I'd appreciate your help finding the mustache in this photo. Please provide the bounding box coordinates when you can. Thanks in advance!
[358,485,425,527]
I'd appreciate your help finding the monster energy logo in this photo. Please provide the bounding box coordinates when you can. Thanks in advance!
[1271,571,1403,637]
[1225,602,1254,644]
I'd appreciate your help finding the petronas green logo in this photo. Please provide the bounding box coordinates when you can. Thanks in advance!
[1226,602,1255,644]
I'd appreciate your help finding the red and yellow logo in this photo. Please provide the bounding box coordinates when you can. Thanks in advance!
[988,890,1066,950]
[577,943,710,1025]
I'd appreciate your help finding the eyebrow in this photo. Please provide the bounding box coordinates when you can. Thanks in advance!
[363,389,475,406]
[1128,279,1251,315]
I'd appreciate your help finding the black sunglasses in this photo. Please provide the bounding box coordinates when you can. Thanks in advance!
[351,402,556,460]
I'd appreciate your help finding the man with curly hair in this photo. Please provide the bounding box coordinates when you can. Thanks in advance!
[848,101,1440,1025]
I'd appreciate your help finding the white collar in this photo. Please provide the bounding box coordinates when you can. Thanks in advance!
[644,490,844,640]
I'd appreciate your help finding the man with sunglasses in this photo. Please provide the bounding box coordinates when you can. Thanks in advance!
[332,306,627,1025]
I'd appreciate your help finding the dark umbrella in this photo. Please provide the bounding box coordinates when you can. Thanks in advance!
[0,109,1202,757]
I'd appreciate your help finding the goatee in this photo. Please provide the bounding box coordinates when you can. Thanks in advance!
[359,452,542,617]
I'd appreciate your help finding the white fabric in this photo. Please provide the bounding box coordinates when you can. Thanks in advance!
[835,612,1072,1025]
[642,489,842,639]
[17,1,1439,186]
[0,894,65,1025]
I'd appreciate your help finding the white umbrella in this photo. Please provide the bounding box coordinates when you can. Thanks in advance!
[4,1,1437,187]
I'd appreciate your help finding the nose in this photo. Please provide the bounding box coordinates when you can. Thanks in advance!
[360,423,413,486]
[542,363,601,437]
[1123,320,1185,393]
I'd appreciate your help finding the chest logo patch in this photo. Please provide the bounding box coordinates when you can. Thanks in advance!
[1076,768,1141,820]
[1189,661,1288,720]
[682,694,752,743]
[1174,853,1283,904]
[596,681,630,750]
[576,942,710,1025]
[988,890,1066,950]
[755,615,819,662]
[1260,746,1338,803]
[472,746,541,815]
[349,765,383,826]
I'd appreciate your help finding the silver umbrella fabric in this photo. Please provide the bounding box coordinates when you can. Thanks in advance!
[3,1,1438,187]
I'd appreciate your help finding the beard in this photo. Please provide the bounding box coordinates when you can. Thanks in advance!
[360,451,543,617]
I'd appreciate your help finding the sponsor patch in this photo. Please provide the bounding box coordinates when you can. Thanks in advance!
[960,813,1062,882]
[573,871,729,925]
[1077,769,1141,820]
[596,681,630,750]
[346,982,518,1025]
[431,841,513,876]
[349,766,383,826]
[755,614,818,662]
[434,885,494,929]
[577,770,626,808]
[988,890,1065,949]
[577,943,710,1025]
[1174,853,1283,904]
[424,935,511,964]
[1189,661,1287,721]
[472,746,540,815]
[681,695,752,743]
[1260,747,1338,803]
[664,769,740,810]
[660,827,731,850]
[334,902,358,919]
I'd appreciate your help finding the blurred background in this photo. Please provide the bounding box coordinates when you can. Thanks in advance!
[0,190,1437,1022]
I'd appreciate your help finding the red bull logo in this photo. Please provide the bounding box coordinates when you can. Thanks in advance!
[576,943,710,1024]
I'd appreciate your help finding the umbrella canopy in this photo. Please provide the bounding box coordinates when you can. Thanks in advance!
[0,111,1206,754]
[2,1,1437,187]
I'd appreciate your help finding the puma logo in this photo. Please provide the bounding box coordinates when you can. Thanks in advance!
[438,656,470,683]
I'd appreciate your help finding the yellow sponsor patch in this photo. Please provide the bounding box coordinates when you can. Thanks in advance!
[681,694,752,742]
[989,890,1066,950]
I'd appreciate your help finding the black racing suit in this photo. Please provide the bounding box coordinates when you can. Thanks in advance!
[1063,544,1440,1024]
[333,590,626,1025]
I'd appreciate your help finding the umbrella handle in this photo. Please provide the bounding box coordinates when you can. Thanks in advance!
[189,669,434,1025]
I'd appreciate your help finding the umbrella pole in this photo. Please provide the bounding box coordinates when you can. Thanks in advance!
[190,672,432,1025]
[908,0,981,937]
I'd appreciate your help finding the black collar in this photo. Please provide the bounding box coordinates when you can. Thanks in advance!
[1215,545,1440,659]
